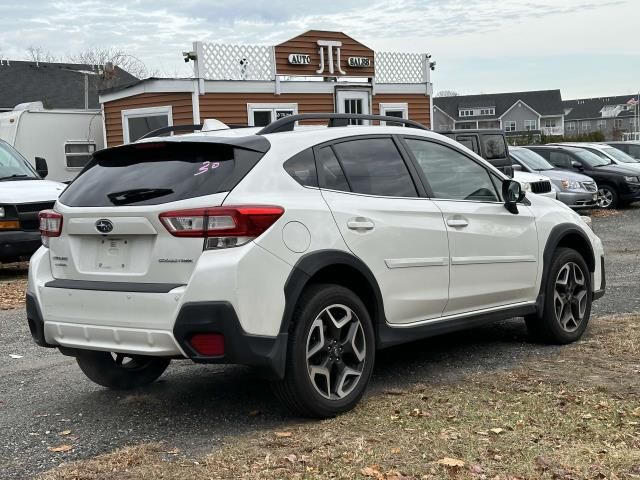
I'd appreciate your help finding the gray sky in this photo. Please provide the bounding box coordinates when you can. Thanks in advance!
[0,0,638,99]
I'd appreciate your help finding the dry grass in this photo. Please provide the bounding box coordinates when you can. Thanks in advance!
[38,315,640,480]
[587,209,622,218]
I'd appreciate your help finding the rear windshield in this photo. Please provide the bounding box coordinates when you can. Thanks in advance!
[59,142,265,207]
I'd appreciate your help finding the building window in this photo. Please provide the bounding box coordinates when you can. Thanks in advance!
[567,122,576,131]
[524,120,536,131]
[64,142,96,169]
[247,103,298,127]
[459,107,494,117]
[543,118,557,128]
[597,120,607,130]
[504,121,517,132]
[615,118,624,129]
[582,121,590,131]
[122,106,173,144]
[379,103,408,126]
[457,122,476,130]
[438,124,451,131]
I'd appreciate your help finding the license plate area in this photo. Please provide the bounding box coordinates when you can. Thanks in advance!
[96,238,131,271]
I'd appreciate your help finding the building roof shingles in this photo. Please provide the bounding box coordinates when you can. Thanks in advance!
[563,94,640,121]
[0,60,138,110]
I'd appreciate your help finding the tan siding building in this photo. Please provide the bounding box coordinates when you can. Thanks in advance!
[100,31,434,146]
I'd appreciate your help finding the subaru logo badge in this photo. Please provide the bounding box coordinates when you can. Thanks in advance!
[95,219,114,234]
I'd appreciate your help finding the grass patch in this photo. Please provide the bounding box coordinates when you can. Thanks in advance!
[38,315,640,479]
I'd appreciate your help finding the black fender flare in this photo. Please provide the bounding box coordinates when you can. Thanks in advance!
[280,249,386,336]
[535,223,595,316]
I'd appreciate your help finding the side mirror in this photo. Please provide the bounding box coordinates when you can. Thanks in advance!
[512,164,523,172]
[502,179,522,214]
[571,160,583,170]
[35,157,48,178]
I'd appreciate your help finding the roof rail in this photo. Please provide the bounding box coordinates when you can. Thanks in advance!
[256,113,429,135]
[139,124,203,140]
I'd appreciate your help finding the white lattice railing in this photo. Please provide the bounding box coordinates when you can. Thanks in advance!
[194,41,429,84]
[375,52,427,83]
[196,42,274,80]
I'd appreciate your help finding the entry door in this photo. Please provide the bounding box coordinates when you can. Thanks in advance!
[315,137,450,325]
[336,90,370,125]
[401,137,539,316]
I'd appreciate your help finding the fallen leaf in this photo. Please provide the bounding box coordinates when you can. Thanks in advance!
[436,457,465,468]
[391,447,402,454]
[275,431,293,438]
[361,465,381,477]
[631,407,640,417]
[476,430,489,436]
[490,428,505,435]
[48,444,73,453]
[285,454,297,463]
[470,464,485,474]
[9,354,23,359]
[581,414,593,420]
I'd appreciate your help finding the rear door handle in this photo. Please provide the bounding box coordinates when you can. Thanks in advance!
[447,218,469,228]
[347,219,375,231]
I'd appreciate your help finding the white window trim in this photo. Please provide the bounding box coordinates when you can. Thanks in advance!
[524,120,536,131]
[504,120,517,132]
[379,102,408,126]
[121,106,173,144]
[567,122,576,131]
[247,103,298,126]
[63,140,97,170]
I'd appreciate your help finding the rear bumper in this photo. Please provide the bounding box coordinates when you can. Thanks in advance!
[0,230,41,262]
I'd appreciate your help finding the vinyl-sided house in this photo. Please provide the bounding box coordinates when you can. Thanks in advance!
[563,95,640,141]
[98,30,434,146]
[433,90,565,137]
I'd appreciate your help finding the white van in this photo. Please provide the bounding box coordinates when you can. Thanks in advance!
[0,139,65,262]
[0,102,104,183]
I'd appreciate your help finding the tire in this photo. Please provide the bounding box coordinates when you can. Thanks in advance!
[597,185,618,209]
[273,284,375,418]
[525,248,592,344]
[75,350,170,390]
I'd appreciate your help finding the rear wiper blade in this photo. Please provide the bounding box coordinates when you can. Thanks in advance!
[107,188,174,205]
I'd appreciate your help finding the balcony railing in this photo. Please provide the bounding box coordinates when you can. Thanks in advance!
[541,126,563,136]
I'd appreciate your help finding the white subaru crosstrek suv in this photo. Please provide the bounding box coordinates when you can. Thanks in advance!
[27,114,605,418]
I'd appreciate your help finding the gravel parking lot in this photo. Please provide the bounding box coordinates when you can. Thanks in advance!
[1,207,639,479]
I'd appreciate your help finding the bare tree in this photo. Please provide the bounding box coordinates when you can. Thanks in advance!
[26,45,58,63]
[67,47,157,79]
[436,90,459,97]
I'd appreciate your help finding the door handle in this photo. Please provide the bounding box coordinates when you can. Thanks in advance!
[447,218,469,228]
[347,219,375,231]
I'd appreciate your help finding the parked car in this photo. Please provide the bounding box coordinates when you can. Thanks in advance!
[509,147,598,208]
[525,145,640,209]
[27,114,605,418]
[551,142,640,172]
[437,129,514,176]
[439,129,554,198]
[0,102,103,183]
[605,141,640,160]
[0,140,65,263]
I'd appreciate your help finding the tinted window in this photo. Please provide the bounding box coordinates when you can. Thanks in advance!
[59,142,264,207]
[482,134,507,160]
[573,149,610,167]
[284,148,317,187]
[629,145,640,159]
[405,139,499,202]
[316,146,350,192]
[332,138,417,197]
[456,135,480,155]
[510,148,554,171]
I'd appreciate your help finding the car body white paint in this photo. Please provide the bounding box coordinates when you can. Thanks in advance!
[28,125,605,357]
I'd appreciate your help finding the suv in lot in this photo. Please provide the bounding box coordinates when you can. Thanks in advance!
[606,141,640,160]
[0,140,64,262]
[526,144,640,209]
[27,114,605,418]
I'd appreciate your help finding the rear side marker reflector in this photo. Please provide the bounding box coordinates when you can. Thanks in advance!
[39,210,63,247]
[159,205,284,249]
[190,333,225,356]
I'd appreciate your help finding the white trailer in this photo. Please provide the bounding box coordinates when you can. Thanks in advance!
[0,102,104,182]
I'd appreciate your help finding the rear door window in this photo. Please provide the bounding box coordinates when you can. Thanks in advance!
[481,134,507,160]
[316,146,350,192]
[332,138,418,197]
[548,151,573,169]
[59,142,265,207]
